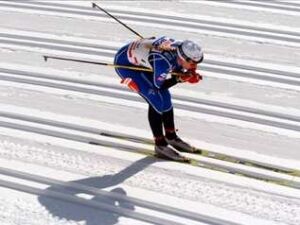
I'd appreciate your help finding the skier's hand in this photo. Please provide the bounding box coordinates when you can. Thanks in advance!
[121,78,140,92]
[176,71,202,84]
[176,73,193,83]
[156,40,176,51]
[188,73,202,83]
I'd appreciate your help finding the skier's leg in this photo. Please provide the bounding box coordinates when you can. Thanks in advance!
[148,105,168,146]
[163,110,197,152]
[159,89,177,140]
[148,104,187,160]
[162,107,178,140]
[160,91,200,153]
[142,90,187,160]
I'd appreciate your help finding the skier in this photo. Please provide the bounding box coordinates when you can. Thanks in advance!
[114,36,203,161]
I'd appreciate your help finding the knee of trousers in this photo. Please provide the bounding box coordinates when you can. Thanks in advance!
[161,91,173,112]
[141,90,173,114]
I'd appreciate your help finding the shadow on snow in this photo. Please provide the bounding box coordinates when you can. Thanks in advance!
[39,156,156,225]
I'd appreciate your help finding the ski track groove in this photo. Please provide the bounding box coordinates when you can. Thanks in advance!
[0,196,81,225]
[0,109,299,173]
[0,68,300,133]
[0,113,299,189]
[0,167,235,225]
[205,0,300,12]
[0,31,299,80]
[0,1,299,225]
[30,0,300,13]
[0,136,299,225]
[0,179,190,225]
[0,110,300,186]
[0,32,299,88]
[0,1,299,47]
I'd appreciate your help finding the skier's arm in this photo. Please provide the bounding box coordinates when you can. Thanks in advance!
[161,76,178,89]
[150,53,173,89]
[175,69,203,84]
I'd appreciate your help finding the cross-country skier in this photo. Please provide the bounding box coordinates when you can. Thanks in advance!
[114,36,203,161]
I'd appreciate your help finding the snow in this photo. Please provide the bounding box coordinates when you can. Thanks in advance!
[0,1,299,225]
[182,0,300,16]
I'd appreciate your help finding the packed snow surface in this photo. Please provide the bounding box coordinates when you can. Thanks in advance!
[0,1,299,225]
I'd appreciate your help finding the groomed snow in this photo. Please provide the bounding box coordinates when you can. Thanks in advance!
[0,1,299,225]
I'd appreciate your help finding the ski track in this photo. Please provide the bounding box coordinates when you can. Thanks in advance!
[0,34,299,88]
[0,1,299,225]
[185,0,300,14]
[0,30,299,134]
[0,65,299,138]
[0,1,299,47]
[0,28,299,91]
[0,136,299,225]
[0,110,299,189]
[0,196,82,225]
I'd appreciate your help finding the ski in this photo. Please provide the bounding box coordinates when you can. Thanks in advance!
[155,152,191,163]
[90,137,299,189]
[99,131,300,177]
[89,140,191,163]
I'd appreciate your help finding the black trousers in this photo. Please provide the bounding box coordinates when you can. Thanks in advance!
[148,105,176,139]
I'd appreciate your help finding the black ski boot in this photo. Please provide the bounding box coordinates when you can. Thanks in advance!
[167,137,201,154]
[154,136,189,162]
[154,145,189,162]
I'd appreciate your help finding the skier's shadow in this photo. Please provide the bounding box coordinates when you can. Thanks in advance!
[39,156,156,225]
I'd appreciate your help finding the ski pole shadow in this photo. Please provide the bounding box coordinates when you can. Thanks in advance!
[38,156,156,225]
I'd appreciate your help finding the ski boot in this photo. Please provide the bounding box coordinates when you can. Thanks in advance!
[166,137,201,154]
[154,145,190,162]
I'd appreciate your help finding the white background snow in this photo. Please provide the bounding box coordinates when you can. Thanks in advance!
[0,0,299,225]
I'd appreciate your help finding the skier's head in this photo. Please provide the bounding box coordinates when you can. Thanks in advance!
[177,40,204,70]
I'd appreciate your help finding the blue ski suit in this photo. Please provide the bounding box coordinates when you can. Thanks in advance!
[114,36,183,114]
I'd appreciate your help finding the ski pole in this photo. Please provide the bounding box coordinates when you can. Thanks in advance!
[43,55,152,72]
[43,55,182,76]
[92,2,144,39]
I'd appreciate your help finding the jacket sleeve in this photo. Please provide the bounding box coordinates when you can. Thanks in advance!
[150,53,172,89]
[161,76,178,89]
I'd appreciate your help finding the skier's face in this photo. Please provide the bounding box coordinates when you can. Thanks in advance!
[178,56,197,70]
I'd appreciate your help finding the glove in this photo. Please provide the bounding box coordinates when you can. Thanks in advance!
[176,71,202,84]
[121,78,140,92]
[176,73,193,83]
[158,40,176,51]
[188,73,202,83]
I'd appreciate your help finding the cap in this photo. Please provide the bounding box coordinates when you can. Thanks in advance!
[177,40,204,63]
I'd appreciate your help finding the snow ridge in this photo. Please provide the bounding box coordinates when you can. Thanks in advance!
[0,1,299,224]
[0,137,299,225]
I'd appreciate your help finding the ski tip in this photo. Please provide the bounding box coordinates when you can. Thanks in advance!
[174,156,192,164]
[183,158,192,163]
[192,148,202,154]
[92,2,97,8]
[154,153,191,163]
[89,141,101,146]
[289,171,300,176]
